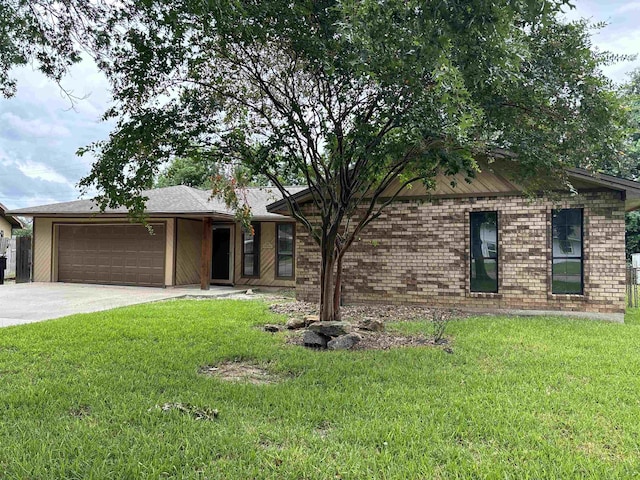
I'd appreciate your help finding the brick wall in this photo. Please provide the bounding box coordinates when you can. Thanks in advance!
[295,191,626,314]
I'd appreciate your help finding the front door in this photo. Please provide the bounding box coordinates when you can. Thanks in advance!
[211,226,233,283]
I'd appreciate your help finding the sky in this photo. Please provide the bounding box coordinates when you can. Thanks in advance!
[1,0,639,211]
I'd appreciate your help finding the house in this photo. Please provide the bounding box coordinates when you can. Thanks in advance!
[7,168,640,321]
[0,202,25,239]
[7,186,304,289]
[266,168,640,322]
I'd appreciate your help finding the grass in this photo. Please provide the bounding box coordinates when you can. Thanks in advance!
[1,300,640,478]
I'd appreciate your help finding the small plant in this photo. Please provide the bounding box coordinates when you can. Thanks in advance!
[431,310,449,344]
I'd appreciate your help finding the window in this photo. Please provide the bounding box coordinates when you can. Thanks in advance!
[242,223,260,277]
[276,223,295,278]
[552,208,583,294]
[470,211,498,293]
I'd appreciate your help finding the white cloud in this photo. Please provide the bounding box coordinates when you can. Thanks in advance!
[1,112,71,138]
[16,160,73,185]
[615,2,640,14]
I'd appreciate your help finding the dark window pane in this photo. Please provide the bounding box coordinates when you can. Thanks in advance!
[278,255,293,277]
[552,259,582,294]
[243,254,254,276]
[278,224,294,254]
[470,211,498,292]
[242,223,260,277]
[471,258,498,292]
[243,233,254,254]
[552,209,583,294]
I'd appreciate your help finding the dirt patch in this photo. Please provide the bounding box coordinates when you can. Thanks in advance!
[69,405,91,418]
[199,361,281,384]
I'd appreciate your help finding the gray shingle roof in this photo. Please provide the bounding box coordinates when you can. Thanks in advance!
[7,185,304,220]
[0,202,25,228]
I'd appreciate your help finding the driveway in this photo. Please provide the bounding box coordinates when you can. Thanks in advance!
[0,283,242,328]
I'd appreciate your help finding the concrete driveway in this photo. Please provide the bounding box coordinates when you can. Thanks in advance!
[0,283,242,328]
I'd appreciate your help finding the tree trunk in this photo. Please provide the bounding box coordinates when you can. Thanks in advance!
[332,253,344,321]
[319,239,337,322]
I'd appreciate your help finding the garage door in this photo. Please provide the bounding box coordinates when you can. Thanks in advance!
[57,224,166,287]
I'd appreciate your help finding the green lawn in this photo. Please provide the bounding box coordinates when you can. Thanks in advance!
[1,301,640,479]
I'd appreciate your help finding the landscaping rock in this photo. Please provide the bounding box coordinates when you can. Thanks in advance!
[264,324,281,333]
[303,330,329,348]
[308,321,352,337]
[304,314,320,326]
[327,333,362,350]
[286,318,306,330]
[358,317,385,332]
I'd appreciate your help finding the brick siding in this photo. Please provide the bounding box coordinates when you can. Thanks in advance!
[295,191,626,314]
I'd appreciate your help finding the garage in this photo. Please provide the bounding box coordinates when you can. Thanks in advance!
[57,224,166,287]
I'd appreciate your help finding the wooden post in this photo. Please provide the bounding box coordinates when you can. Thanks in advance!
[201,218,213,290]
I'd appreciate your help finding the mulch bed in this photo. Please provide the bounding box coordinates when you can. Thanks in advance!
[269,300,467,323]
[285,328,453,351]
[269,299,462,351]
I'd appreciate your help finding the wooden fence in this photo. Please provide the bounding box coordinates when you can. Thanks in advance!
[15,236,31,283]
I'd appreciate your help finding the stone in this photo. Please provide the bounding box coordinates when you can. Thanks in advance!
[264,324,281,333]
[304,314,320,326]
[358,317,385,332]
[246,289,254,295]
[303,330,328,348]
[327,333,362,350]
[308,321,352,337]
[286,318,306,330]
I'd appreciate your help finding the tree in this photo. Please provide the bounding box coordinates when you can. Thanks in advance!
[0,0,115,98]
[619,69,640,259]
[156,155,305,189]
[156,156,219,189]
[79,0,627,321]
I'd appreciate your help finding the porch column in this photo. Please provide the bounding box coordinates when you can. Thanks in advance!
[200,217,213,290]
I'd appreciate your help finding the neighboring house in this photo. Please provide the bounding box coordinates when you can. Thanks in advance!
[267,168,640,321]
[0,202,25,239]
[7,186,305,290]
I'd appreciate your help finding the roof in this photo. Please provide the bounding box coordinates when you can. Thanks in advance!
[566,168,640,211]
[6,185,307,220]
[0,202,25,228]
[266,168,640,213]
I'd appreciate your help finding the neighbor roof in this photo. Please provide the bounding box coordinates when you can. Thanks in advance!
[7,185,307,220]
[0,202,25,228]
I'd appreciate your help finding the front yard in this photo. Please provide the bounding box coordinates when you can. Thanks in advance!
[1,299,639,478]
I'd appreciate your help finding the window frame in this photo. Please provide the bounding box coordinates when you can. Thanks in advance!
[469,211,499,294]
[551,208,584,295]
[275,222,295,279]
[241,222,261,278]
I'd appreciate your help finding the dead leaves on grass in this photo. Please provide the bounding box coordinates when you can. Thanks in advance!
[199,361,282,385]
[151,402,219,421]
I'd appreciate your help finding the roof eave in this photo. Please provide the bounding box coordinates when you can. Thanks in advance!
[5,211,236,218]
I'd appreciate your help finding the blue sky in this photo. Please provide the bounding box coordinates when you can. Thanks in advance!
[1,1,639,210]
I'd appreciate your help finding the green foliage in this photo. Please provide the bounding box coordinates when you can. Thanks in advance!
[1,300,640,477]
[12,226,32,238]
[612,70,640,258]
[79,1,626,216]
[155,156,219,189]
[0,0,112,98]
[618,69,640,180]
[626,211,640,259]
